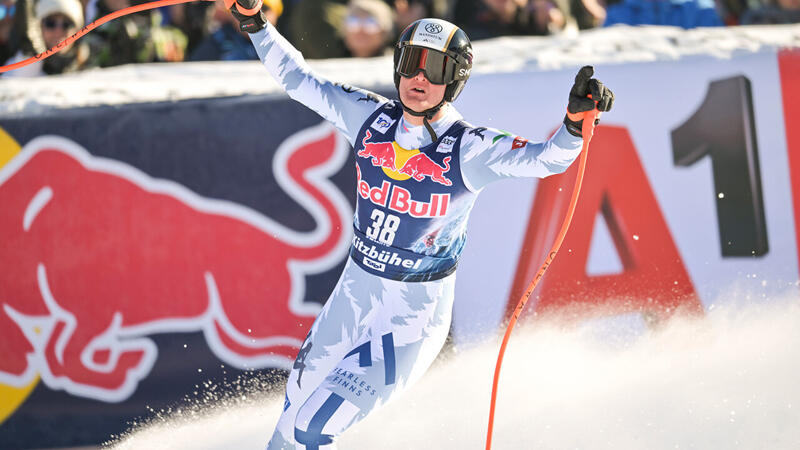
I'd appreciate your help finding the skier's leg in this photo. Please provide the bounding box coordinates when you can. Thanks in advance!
[290,272,457,448]
[267,260,392,449]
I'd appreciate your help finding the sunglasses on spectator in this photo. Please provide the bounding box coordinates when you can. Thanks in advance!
[0,4,15,21]
[345,15,381,33]
[42,17,75,30]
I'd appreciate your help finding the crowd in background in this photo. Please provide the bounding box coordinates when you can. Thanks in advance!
[0,0,799,76]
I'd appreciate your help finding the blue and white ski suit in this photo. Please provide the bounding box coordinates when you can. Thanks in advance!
[249,21,583,449]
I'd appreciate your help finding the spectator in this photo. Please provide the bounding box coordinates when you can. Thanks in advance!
[603,0,723,28]
[168,1,215,56]
[3,0,89,76]
[454,0,577,40]
[85,0,187,67]
[740,0,800,24]
[570,0,606,28]
[342,0,394,57]
[189,0,281,61]
[0,0,39,65]
[715,0,753,24]
[0,0,16,62]
[285,0,397,59]
[393,0,448,31]
[286,0,348,58]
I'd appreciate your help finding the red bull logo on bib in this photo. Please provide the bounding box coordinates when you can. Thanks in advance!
[355,164,450,218]
[357,130,453,186]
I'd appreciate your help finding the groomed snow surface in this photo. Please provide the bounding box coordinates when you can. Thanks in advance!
[109,295,800,450]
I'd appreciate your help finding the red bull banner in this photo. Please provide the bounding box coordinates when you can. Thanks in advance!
[0,95,360,448]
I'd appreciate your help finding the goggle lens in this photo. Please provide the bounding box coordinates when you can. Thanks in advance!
[396,46,453,85]
[345,16,381,33]
[43,17,74,30]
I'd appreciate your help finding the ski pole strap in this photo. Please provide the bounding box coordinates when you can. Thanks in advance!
[225,0,263,16]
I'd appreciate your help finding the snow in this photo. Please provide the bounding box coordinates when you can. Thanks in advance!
[108,296,800,449]
[2,24,800,117]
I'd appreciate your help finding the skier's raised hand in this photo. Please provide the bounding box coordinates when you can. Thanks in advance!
[224,0,268,33]
[563,65,614,137]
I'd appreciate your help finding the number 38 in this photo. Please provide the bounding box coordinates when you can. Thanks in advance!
[366,209,401,245]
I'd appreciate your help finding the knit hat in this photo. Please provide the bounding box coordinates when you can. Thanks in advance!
[36,0,84,28]
[347,0,394,33]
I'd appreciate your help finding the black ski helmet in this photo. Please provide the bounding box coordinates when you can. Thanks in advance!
[394,18,473,106]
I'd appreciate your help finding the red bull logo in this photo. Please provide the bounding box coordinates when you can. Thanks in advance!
[355,164,450,218]
[0,122,352,402]
[357,131,453,186]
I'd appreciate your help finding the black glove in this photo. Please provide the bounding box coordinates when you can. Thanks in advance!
[225,0,268,34]
[563,65,614,137]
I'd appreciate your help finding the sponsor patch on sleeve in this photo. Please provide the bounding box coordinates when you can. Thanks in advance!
[511,137,528,150]
[436,136,457,153]
[370,113,395,134]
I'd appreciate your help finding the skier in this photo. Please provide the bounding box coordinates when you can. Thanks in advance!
[226,1,614,448]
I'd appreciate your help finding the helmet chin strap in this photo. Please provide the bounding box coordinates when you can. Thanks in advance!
[399,96,446,142]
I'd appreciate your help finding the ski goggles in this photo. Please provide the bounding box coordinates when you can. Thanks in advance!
[396,46,463,85]
[345,15,381,33]
[42,17,75,31]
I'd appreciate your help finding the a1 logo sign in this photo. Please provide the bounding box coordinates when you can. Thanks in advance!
[511,124,704,323]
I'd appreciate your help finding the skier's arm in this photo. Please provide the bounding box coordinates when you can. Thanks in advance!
[460,66,614,192]
[459,125,583,192]
[227,0,387,146]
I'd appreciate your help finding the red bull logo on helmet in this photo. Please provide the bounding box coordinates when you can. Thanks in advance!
[357,130,453,186]
[0,122,352,403]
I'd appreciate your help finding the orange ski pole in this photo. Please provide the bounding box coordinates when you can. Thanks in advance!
[485,108,598,450]
[0,0,214,74]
